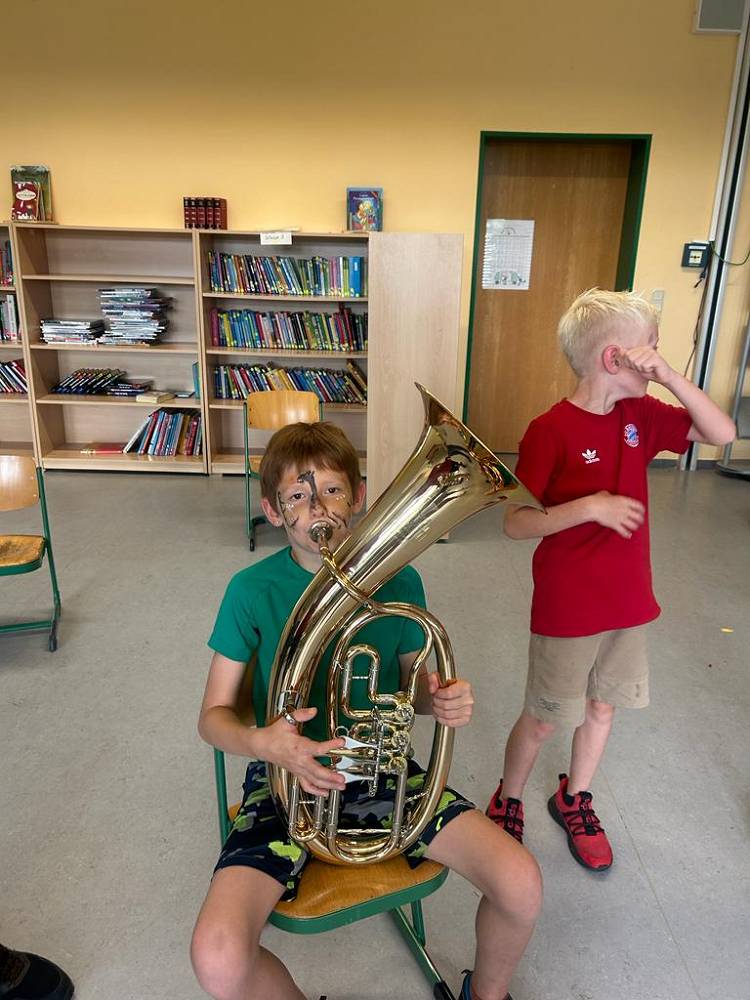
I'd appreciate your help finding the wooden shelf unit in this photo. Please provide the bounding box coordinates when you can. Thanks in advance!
[13,223,205,473]
[5,224,464,490]
[196,229,370,475]
[0,223,35,458]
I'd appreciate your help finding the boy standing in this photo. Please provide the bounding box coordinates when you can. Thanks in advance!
[487,289,735,871]
[191,421,541,1000]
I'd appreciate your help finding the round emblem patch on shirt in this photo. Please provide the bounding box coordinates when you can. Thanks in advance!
[624,423,640,448]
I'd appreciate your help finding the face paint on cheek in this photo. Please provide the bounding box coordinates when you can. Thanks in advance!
[277,491,299,528]
[328,495,352,528]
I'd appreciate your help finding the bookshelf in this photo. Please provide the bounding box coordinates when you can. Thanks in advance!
[195,229,369,475]
[13,224,206,473]
[6,224,463,489]
[0,222,36,459]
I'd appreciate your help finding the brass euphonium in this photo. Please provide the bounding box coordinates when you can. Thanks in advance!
[267,383,543,865]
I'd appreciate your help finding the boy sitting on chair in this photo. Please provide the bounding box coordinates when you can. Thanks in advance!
[191,421,541,1000]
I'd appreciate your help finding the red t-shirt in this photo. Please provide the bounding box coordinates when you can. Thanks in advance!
[515,396,692,637]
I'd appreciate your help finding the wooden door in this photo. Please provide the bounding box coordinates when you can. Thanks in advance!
[467,139,633,451]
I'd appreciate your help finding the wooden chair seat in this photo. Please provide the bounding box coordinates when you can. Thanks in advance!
[274,854,446,924]
[227,802,448,930]
[0,456,61,651]
[0,534,46,574]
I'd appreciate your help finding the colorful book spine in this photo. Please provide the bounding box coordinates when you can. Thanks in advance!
[206,254,368,297]
[212,363,367,403]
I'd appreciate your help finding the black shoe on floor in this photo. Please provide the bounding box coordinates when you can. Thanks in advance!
[0,948,74,1000]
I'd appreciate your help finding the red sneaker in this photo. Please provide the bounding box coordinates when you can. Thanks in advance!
[548,774,612,871]
[485,780,524,844]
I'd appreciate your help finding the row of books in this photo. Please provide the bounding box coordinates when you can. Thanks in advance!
[183,197,227,230]
[212,361,367,405]
[207,253,367,298]
[124,409,203,456]
[0,358,27,393]
[1,240,14,286]
[209,305,367,353]
[50,368,153,396]
[0,294,19,342]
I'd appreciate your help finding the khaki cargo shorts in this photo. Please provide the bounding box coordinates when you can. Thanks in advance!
[524,625,649,727]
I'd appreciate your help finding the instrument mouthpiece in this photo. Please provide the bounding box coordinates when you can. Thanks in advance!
[309,521,333,544]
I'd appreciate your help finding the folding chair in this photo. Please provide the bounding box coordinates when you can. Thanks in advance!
[243,390,322,550]
[0,455,61,652]
[213,748,457,999]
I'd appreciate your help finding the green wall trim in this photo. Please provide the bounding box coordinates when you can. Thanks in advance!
[463,131,652,421]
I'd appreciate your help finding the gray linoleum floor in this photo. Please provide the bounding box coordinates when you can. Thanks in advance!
[0,467,748,1000]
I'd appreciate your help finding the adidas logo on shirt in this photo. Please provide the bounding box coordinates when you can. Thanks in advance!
[582,448,600,464]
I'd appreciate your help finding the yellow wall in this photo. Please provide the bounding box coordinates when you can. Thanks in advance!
[1,0,742,448]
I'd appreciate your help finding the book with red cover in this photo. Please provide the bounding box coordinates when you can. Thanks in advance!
[12,181,41,221]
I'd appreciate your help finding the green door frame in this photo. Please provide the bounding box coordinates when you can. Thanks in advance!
[463,130,652,421]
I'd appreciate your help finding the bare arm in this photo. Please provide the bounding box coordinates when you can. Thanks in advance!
[619,347,736,446]
[505,490,645,541]
[198,650,346,796]
[399,651,474,727]
[198,651,263,756]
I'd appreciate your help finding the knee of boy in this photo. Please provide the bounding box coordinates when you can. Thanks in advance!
[529,714,556,741]
[513,851,543,924]
[486,847,543,925]
[191,923,256,998]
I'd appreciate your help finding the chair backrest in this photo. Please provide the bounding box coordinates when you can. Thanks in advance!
[246,390,321,431]
[0,455,40,512]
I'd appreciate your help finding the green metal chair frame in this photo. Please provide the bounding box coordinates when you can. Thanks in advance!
[243,390,323,551]
[213,748,457,999]
[0,456,61,652]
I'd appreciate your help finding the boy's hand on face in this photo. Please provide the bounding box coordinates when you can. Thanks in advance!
[617,345,674,385]
[263,707,347,797]
[426,672,474,727]
[591,490,646,539]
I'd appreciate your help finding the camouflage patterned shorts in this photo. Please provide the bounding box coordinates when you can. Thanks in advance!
[214,759,475,901]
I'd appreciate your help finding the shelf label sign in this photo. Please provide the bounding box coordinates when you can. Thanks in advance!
[260,231,294,246]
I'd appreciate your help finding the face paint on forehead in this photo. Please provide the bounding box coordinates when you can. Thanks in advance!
[296,470,320,506]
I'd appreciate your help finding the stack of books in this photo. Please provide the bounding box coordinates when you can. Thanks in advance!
[97,287,171,345]
[209,305,367,352]
[124,409,203,456]
[207,253,367,297]
[0,294,19,342]
[41,319,105,344]
[50,368,153,396]
[0,358,27,394]
[213,360,367,404]
[0,240,14,286]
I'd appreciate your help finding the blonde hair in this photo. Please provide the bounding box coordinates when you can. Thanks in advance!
[558,288,657,376]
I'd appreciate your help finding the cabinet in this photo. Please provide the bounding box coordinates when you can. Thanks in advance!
[0,223,34,458]
[5,223,464,493]
[13,223,205,473]
[195,229,369,475]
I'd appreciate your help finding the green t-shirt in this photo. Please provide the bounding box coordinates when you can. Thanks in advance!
[208,546,427,743]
